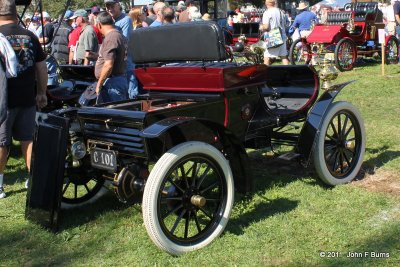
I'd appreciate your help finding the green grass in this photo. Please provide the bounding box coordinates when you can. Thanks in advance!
[1,63,400,266]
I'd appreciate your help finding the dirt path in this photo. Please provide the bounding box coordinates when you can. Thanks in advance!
[352,169,400,198]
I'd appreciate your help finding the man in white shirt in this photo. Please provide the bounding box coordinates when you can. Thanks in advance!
[259,0,289,65]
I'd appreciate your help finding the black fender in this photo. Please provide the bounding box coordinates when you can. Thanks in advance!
[297,81,354,167]
[26,114,70,231]
[141,117,252,194]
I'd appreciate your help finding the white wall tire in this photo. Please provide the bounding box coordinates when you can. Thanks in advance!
[142,141,234,255]
[313,101,366,185]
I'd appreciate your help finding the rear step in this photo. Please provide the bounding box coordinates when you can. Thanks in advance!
[278,152,300,161]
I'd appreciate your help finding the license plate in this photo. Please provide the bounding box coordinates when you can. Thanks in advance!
[91,148,117,172]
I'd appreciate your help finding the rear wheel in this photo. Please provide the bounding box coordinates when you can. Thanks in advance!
[313,101,365,185]
[385,36,399,64]
[142,141,234,255]
[289,38,312,65]
[334,39,356,71]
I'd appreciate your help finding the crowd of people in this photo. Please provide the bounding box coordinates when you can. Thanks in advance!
[0,0,220,200]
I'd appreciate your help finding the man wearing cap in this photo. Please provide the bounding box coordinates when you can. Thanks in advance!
[27,15,40,35]
[90,6,101,25]
[39,11,54,45]
[259,0,290,65]
[105,0,139,99]
[71,9,98,65]
[0,0,48,199]
[90,6,103,44]
[51,10,73,64]
[290,2,317,41]
[94,11,128,103]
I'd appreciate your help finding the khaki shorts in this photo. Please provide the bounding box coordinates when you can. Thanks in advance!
[386,22,396,35]
[0,106,36,147]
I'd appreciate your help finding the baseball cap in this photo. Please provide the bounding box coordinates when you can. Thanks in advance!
[70,9,89,20]
[104,0,119,4]
[91,6,100,14]
[64,10,73,20]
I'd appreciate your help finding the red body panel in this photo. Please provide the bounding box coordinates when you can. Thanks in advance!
[135,67,225,92]
[135,65,268,92]
[306,25,344,43]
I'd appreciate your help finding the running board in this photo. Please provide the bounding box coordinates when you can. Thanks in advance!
[278,152,300,161]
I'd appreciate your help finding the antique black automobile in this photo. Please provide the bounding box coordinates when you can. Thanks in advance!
[26,21,365,255]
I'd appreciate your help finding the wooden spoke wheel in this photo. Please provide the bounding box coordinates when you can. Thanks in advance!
[61,166,105,206]
[334,39,357,71]
[142,141,234,255]
[385,36,399,65]
[313,101,365,185]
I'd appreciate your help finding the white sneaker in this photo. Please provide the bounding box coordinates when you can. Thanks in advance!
[25,179,29,189]
[0,187,5,199]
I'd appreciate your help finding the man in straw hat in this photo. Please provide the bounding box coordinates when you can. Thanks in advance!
[0,0,48,198]
[259,0,290,65]
[290,1,317,40]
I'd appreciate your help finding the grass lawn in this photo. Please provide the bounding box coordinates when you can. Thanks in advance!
[0,62,399,266]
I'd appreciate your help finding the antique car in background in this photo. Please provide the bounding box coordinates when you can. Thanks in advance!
[26,21,366,255]
[289,2,399,71]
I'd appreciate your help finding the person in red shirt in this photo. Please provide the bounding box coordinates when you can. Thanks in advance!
[68,25,81,64]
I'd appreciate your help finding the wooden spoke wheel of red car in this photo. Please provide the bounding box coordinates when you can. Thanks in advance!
[334,39,357,71]
[385,36,399,64]
[289,38,312,65]
[142,141,234,255]
[61,166,105,207]
[313,101,365,185]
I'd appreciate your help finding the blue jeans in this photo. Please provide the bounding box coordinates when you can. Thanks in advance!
[127,69,139,99]
[98,76,128,104]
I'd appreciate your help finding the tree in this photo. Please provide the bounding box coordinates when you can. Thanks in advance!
[32,0,132,19]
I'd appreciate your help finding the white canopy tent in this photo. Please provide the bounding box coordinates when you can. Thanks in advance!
[313,0,352,9]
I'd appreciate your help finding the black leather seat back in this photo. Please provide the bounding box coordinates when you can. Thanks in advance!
[129,21,227,64]
[326,12,352,25]
[353,2,378,21]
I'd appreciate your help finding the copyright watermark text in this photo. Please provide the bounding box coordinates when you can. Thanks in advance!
[319,251,390,258]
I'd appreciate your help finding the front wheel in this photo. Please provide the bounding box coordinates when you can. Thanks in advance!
[334,38,357,71]
[61,167,106,208]
[142,141,234,255]
[313,101,365,185]
[289,38,312,65]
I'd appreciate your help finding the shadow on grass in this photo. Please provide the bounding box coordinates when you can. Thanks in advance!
[59,191,135,231]
[247,149,321,189]
[317,222,400,266]
[361,146,400,175]
[226,197,298,235]
[0,226,72,265]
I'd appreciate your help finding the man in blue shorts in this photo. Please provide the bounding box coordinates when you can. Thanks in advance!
[0,0,48,198]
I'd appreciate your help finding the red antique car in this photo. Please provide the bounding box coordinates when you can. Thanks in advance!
[289,2,399,71]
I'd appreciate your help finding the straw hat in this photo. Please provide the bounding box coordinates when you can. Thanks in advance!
[296,2,309,10]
